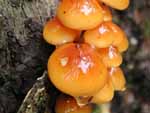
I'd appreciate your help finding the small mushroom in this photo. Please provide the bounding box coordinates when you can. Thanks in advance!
[43,17,80,46]
[84,21,126,49]
[109,67,126,91]
[91,78,114,104]
[100,0,130,10]
[55,95,92,113]
[98,46,122,67]
[48,43,108,97]
[57,0,104,30]
[101,4,112,21]
[114,34,129,52]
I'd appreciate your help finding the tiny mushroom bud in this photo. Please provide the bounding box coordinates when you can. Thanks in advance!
[91,78,114,104]
[43,18,80,46]
[55,95,92,113]
[109,67,126,91]
[57,0,104,30]
[84,21,126,48]
[114,34,129,52]
[98,46,122,67]
[100,0,130,10]
[48,43,108,97]
[101,4,112,22]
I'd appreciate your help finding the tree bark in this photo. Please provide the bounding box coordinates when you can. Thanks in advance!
[0,0,58,113]
[17,71,55,113]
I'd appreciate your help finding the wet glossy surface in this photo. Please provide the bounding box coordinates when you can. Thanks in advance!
[91,78,114,104]
[84,21,126,48]
[109,67,126,91]
[101,4,112,21]
[55,95,92,113]
[43,18,80,45]
[57,0,104,30]
[114,34,129,52]
[101,0,129,10]
[48,43,108,96]
[98,46,122,67]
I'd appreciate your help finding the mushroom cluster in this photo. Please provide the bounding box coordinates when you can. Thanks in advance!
[43,0,130,111]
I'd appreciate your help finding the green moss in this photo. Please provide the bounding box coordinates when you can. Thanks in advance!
[143,19,150,38]
[92,104,101,113]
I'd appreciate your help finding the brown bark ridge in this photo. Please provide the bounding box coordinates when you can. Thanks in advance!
[0,0,58,113]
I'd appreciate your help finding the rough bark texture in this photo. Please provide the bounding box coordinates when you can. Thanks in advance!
[0,0,58,113]
[17,71,49,113]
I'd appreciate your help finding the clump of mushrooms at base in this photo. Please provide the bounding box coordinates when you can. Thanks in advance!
[43,0,130,112]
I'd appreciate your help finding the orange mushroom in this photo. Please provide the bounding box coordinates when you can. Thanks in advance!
[84,21,126,49]
[91,78,114,104]
[43,18,80,46]
[114,34,129,52]
[57,0,104,30]
[101,4,112,21]
[98,46,122,67]
[109,67,126,91]
[55,95,92,113]
[100,0,130,10]
[48,43,108,97]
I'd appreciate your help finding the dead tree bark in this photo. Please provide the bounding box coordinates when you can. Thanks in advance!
[17,71,50,113]
[0,0,58,113]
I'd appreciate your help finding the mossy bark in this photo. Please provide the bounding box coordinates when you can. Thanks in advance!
[17,71,49,113]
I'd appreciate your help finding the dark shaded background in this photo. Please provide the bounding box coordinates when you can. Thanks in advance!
[0,0,150,113]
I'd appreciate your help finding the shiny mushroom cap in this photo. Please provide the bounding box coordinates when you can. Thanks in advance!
[109,67,126,91]
[98,46,122,67]
[57,0,104,30]
[114,34,129,52]
[43,18,80,46]
[91,78,114,104]
[101,4,112,21]
[48,43,108,97]
[84,21,126,48]
[55,95,92,113]
[100,0,130,10]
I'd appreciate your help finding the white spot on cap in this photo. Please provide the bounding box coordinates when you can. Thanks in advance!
[99,25,108,34]
[60,57,68,66]
[109,67,115,75]
[108,46,116,59]
[78,56,93,74]
[80,1,94,16]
